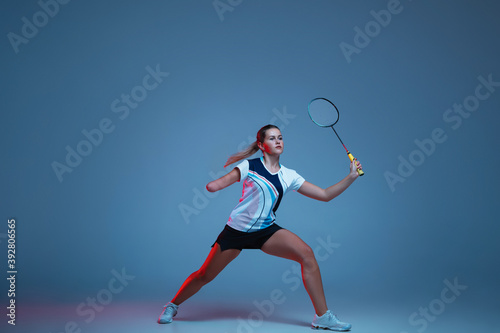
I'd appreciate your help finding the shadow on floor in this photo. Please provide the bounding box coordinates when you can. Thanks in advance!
[173,302,311,328]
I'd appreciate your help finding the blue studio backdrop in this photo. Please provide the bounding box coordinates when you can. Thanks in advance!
[1,1,499,332]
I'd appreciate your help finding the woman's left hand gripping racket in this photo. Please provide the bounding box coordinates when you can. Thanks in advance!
[308,97,364,176]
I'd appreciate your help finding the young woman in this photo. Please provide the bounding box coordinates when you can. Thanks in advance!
[158,124,362,331]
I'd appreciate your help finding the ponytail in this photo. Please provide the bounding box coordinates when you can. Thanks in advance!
[224,141,259,168]
[223,124,280,168]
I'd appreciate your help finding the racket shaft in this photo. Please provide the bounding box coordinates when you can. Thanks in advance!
[331,127,348,152]
[347,152,364,176]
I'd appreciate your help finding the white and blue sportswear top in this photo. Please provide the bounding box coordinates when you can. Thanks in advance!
[227,157,306,232]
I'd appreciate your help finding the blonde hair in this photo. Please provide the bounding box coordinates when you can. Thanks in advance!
[224,124,280,168]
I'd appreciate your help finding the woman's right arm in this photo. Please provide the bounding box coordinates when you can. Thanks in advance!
[206,168,241,192]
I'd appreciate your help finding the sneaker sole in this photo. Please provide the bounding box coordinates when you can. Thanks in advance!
[312,325,351,331]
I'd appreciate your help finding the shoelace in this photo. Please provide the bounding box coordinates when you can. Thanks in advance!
[327,312,344,326]
[163,305,176,316]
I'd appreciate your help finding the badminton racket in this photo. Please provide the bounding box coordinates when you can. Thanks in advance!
[307,97,364,176]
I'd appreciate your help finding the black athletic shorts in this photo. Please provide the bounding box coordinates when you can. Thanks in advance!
[212,223,284,251]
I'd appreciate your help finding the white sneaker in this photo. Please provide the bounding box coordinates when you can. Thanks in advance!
[312,310,351,331]
[157,302,178,324]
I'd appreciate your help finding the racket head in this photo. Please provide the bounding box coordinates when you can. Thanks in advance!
[307,97,340,127]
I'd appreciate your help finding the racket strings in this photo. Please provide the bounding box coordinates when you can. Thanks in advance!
[307,98,339,127]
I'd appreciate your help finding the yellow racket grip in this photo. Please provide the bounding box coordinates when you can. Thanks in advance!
[347,152,364,176]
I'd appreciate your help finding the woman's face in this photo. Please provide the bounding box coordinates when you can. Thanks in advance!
[259,128,283,155]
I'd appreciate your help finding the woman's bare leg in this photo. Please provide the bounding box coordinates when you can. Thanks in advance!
[171,243,240,305]
[260,229,328,316]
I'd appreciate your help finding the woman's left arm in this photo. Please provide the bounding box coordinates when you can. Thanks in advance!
[297,159,362,202]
